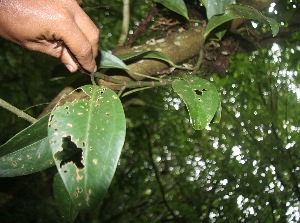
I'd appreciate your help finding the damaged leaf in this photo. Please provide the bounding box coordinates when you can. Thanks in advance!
[48,85,126,211]
[172,77,220,130]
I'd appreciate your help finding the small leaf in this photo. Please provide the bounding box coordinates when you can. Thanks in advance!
[48,85,126,211]
[54,174,78,223]
[205,4,279,38]
[98,50,129,70]
[142,51,175,66]
[0,114,54,177]
[117,50,175,65]
[116,51,147,61]
[173,77,220,130]
[201,0,236,19]
[215,30,227,40]
[154,0,189,19]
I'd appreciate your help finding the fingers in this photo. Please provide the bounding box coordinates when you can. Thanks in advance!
[73,3,100,59]
[6,0,100,74]
[24,40,79,72]
[25,25,98,73]
[59,1,99,73]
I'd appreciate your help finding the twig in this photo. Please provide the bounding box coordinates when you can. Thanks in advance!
[94,72,173,89]
[121,87,152,97]
[126,7,159,47]
[192,40,205,73]
[145,127,181,222]
[118,0,130,46]
[0,98,37,123]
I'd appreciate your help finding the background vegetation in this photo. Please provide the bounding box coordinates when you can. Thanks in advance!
[0,0,299,222]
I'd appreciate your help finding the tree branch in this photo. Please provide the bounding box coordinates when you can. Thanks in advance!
[118,0,130,46]
[0,98,37,123]
[112,26,205,80]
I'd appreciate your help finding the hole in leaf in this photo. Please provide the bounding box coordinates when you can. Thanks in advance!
[194,89,207,96]
[98,88,106,95]
[55,136,85,169]
[49,114,54,122]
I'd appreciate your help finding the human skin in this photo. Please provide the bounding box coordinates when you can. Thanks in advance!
[0,0,99,73]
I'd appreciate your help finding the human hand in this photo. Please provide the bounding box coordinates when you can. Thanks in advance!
[0,0,99,73]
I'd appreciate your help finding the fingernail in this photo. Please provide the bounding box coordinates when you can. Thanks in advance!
[93,65,97,73]
[65,64,76,73]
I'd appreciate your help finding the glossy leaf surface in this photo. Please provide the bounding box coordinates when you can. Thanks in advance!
[154,0,189,19]
[173,78,220,130]
[201,0,236,19]
[0,114,54,177]
[48,85,126,211]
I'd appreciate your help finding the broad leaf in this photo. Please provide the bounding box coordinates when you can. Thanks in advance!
[173,77,220,130]
[48,85,126,211]
[205,4,279,38]
[0,114,54,177]
[154,0,189,19]
[54,174,78,223]
[201,0,236,19]
[99,50,129,70]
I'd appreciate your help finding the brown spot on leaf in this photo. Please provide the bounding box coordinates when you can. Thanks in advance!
[76,168,83,182]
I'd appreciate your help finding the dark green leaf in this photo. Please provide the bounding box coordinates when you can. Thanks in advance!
[173,78,220,130]
[99,50,129,70]
[54,174,78,223]
[48,85,126,211]
[0,114,54,177]
[154,0,189,19]
[205,4,279,38]
[201,0,236,19]
[117,50,175,66]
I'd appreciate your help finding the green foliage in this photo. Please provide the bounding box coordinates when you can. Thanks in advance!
[117,50,175,66]
[173,77,220,130]
[98,51,129,70]
[48,85,126,211]
[154,0,189,19]
[205,4,279,38]
[1,1,299,223]
[54,174,78,223]
[200,0,236,19]
[0,114,53,177]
